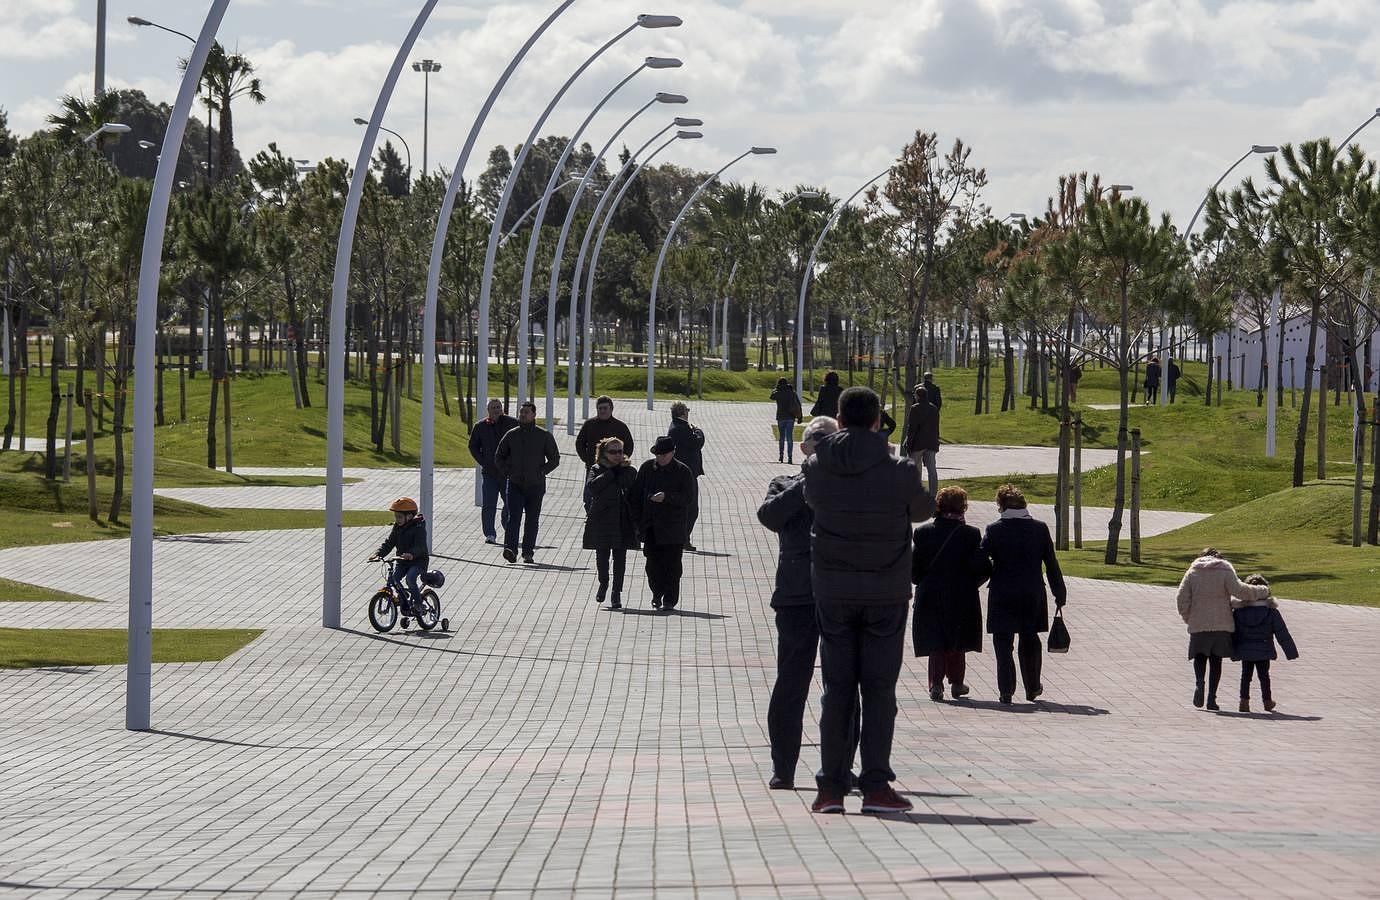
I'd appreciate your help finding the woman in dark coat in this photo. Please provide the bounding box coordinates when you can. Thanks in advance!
[630,435,696,611]
[770,377,803,463]
[583,436,638,609]
[981,484,1067,704]
[912,486,991,701]
[809,371,842,417]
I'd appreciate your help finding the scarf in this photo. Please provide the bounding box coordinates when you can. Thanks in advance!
[941,512,966,523]
[999,507,1032,519]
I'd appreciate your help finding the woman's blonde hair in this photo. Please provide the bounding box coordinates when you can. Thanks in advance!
[596,435,625,463]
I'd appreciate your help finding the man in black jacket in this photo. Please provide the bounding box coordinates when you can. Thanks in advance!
[668,401,705,550]
[803,386,934,815]
[468,398,518,543]
[902,385,940,497]
[575,395,635,468]
[494,401,560,564]
[758,415,838,790]
[921,370,942,410]
[630,435,696,610]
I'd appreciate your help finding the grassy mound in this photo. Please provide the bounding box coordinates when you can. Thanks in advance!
[0,628,262,669]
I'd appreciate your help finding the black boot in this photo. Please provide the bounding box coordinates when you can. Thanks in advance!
[595,582,608,604]
[1193,682,1204,708]
[609,591,622,610]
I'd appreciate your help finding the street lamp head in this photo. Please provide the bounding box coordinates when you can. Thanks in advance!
[637,14,683,28]
[127,16,151,26]
[656,93,688,104]
[352,117,369,126]
[411,59,441,73]
[645,57,682,69]
[796,190,821,199]
[750,147,777,155]
[677,131,703,139]
[1251,144,1278,154]
[1108,183,1134,191]
[674,117,702,127]
[138,139,156,150]
[105,123,132,135]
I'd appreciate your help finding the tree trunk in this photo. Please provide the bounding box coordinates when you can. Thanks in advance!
[728,302,748,372]
[826,305,846,368]
[1105,280,1132,564]
[84,389,98,522]
[1292,292,1321,487]
[108,321,129,523]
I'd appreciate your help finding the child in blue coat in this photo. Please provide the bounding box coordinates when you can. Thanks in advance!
[1231,575,1299,712]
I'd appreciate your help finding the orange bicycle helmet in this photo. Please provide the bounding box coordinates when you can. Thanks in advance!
[388,497,418,513]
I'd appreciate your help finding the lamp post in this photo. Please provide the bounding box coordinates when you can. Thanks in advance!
[517,56,683,423]
[795,167,890,399]
[128,16,214,183]
[567,121,701,431]
[126,0,230,731]
[476,14,683,436]
[501,177,584,247]
[550,94,688,428]
[95,0,107,96]
[647,146,777,409]
[353,116,412,178]
[83,122,131,145]
[419,0,582,523]
[324,0,440,628]
[1339,107,1380,151]
[411,58,442,176]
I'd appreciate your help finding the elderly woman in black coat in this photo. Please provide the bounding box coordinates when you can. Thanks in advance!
[912,486,991,701]
[583,436,638,609]
[981,484,1067,704]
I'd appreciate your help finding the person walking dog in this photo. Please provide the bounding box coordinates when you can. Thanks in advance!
[583,436,638,610]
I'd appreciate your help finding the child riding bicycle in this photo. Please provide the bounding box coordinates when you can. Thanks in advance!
[369,497,430,616]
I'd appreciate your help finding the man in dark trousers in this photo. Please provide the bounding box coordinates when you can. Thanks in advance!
[803,386,934,815]
[667,401,705,550]
[921,370,942,410]
[467,398,518,544]
[1144,356,1162,404]
[575,395,635,468]
[902,385,940,498]
[494,401,560,564]
[1167,358,1182,403]
[630,435,696,611]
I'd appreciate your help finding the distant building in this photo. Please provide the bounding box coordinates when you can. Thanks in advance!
[1213,313,1379,394]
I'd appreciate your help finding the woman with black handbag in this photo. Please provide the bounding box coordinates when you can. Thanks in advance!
[912,486,991,701]
[582,437,638,609]
[980,484,1068,704]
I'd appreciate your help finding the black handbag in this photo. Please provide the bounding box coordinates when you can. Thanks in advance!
[1047,609,1070,653]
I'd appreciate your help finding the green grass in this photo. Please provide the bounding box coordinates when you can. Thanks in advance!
[0,578,98,603]
[1053,481,1380,606]
[0,627,262,669]
[0,451,353,489]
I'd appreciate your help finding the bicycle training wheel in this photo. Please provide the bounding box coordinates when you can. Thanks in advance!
[368,590,398,633]
[415,590,441,631]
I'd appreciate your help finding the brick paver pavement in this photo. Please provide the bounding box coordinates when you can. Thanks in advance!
[0,400,1375,897]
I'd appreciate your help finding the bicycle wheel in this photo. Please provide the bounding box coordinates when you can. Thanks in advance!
[368,590,398,633]
[415,590,441,631]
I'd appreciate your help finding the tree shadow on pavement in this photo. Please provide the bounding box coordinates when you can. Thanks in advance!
[952,699,1110,716]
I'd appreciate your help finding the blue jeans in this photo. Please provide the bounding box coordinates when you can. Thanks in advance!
[504,482,545,554]
[480,471,509,540]
[777,419,796,461]
[388,562,424,610]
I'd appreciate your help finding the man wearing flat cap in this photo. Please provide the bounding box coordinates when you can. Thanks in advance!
[629,434,697,611]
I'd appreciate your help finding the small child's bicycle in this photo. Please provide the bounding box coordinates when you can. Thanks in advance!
[368,557,449,634]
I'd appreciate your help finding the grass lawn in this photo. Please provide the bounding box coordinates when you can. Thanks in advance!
[0,578,98,603]
[0,451,354,489]
[0,627,262,669]
[1055,481,1380,607]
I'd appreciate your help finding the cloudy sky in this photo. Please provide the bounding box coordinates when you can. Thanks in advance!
[4,0,1379,226]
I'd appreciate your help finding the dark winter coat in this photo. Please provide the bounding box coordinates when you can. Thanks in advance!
[903,400,940,453]
[810,382,842,417]
[583,464,639,551]
[668,417,706,477]
[630,457,697,546]
[922,380,942,410]
[771,386,803,421]
[981,513,1067,634]
[756,472,813,608]
[574,416,635,468]
[1231,599,1299,662]
[1167,361,1181,387]
[468,414,518,479]
[1145,362,1162,388]
[911,517,991,655]
[879,409,897,439]
[375,514,430,568]
[802,428,934,605]
[494,422,560,491]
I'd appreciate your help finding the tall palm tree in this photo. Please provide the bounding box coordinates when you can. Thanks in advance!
[190,44,266,183]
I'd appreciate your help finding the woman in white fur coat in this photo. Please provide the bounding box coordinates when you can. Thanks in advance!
[1174,548,1270,710]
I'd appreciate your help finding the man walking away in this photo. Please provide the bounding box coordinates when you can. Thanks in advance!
[803,386,934,815]
[630,435,695,611]
[668,401,705,550]
[1167,358,1181,403]
[922,370,942,410]
[468,399,517,543]
[903,385,940,497]
[494,401,560,564]
[576,395,635,468]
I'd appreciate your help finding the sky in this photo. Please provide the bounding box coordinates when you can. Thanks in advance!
[4,0,1380,228]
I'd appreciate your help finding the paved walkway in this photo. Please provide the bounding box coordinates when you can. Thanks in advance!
[0,400,1374,897]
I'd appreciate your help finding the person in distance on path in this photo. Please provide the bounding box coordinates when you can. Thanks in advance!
[810,370,843,417]
[912,486,990,701]
[667,401,706,551]
[630,435,696,611]
[921,370,942,410]
[468,398,517,544]
[582,436,638,610]
[494,401,560,564]
[575,395,635,468]
[803,386,934,815]
[902,384,940,498]
[1144,356,1162,405]
[770,377,804,463]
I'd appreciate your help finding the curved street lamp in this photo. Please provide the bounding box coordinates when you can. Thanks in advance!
[1183,146,1276,239]
[500,176,584,248]
[1339,107,1380,151]
[475,13,683,440]
[795,168,889,399]
[567,121,701,430]
[647,146,777,409]
[517,55,683,409]
[353,116,412,176]
[545,91,688,427]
